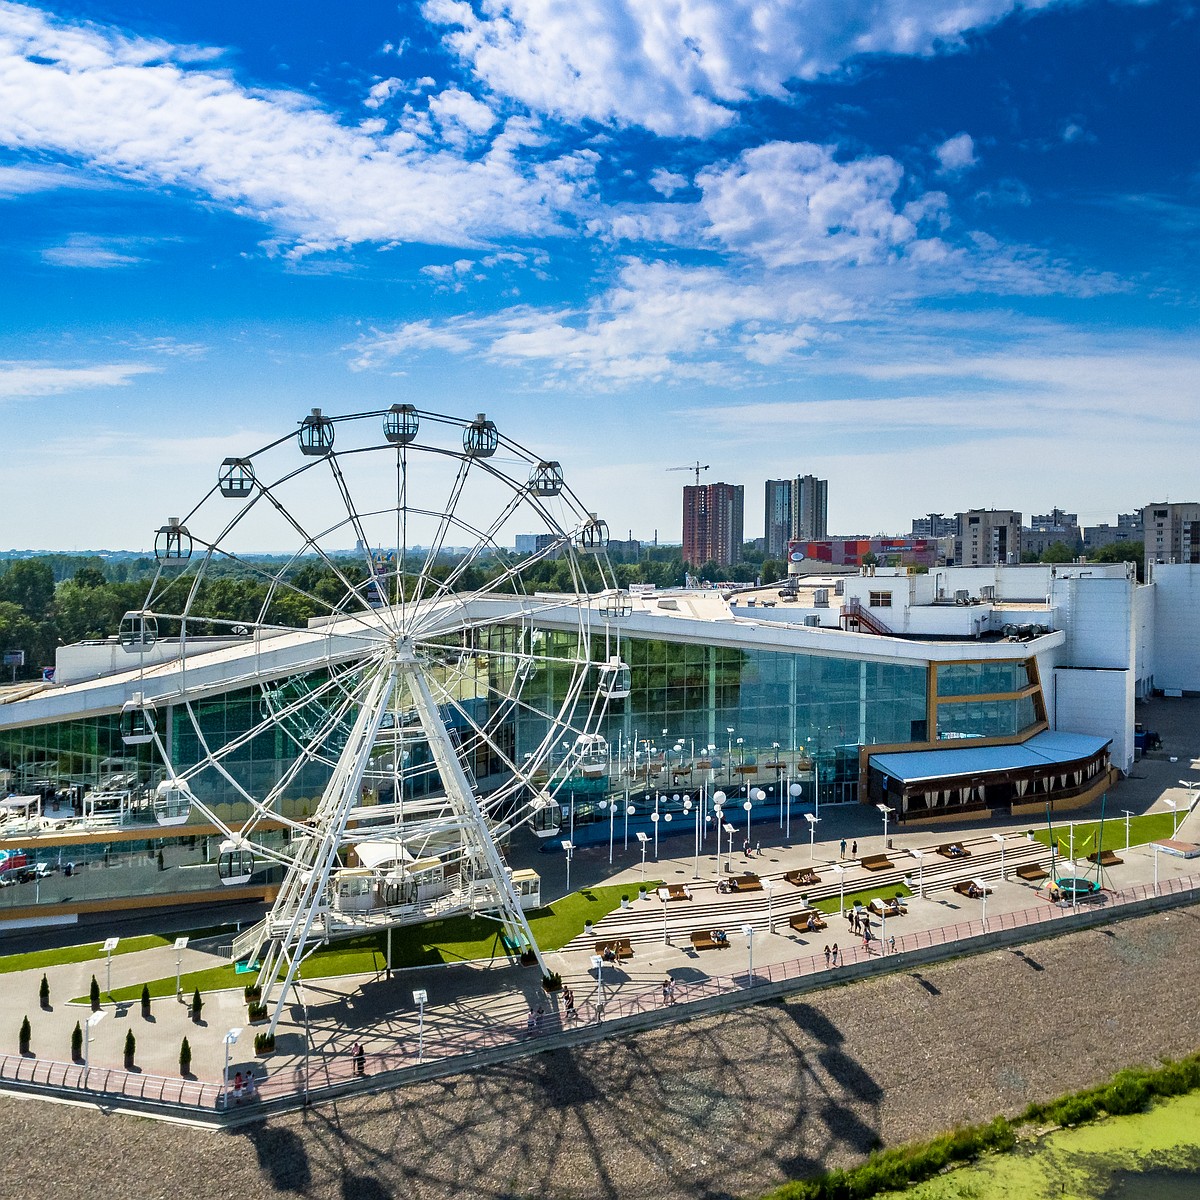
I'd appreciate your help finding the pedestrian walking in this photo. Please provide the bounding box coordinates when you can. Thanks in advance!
[352,1042,365,1075]
[839,838,847,859]
[823,944,831,967]
[662,977,672,1005]
[831,943,839,966]
[563,985,576,1020]
[888,935,896,955]
[850,909,859,934]
[534,1005,545,1029]
[743,838,751,857]
[851,840,858,857]
[755,841,761,856]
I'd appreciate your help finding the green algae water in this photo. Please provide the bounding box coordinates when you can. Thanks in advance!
[881,1091,1200,1199]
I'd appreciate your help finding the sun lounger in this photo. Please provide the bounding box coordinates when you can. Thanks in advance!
[937,843,971,859]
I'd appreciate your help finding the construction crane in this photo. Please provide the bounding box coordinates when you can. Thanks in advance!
[667,462,710,486]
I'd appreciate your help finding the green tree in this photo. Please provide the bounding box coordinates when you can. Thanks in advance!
[71,565,107,589]
[1040,541,1075,563]
[123,1029,136,1066]
[0,560,55,619]
[89,975,100,1011]
[179,1036,192,1076]
[19,1015,31,1055]
[71,1021,82,1062]
[760,558,785,585]
[1090,539,1145,581]
[39,973,49,1008]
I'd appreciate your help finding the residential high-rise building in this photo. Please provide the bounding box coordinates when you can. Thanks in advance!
[953,509,1022,566]
[1083,512,1143,552]
[764,480,792,558]
[911,513,958,539]
[1143,502,1200,566]
[683,483,744,567]
[791,475,828,541]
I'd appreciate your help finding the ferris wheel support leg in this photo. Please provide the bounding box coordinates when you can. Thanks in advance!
[256,662,401,1038]
[405,662,551,978]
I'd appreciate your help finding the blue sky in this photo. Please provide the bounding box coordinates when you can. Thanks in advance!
[0,0,1197,550]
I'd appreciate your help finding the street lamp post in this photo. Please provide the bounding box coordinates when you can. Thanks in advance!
[991,832,1007,881]
[173,936,189,1000]
[562,839,574,895]
[412,989,427,1063]
[636,831,648,881]
[763,877,775,933]
[1164,797,1179,836]
[83,1009,105,1084]
[876,803,894,851]
[1153,842,1161,890]
[832,863,846,914]
[624,799,635,849]
[1122,809,1133,851]
[909,849,925,899]
[787,782,801,841]
[222,1027,242,1108]
[590,953,605,1019]
[661,893,670,945]
[102,936,120,999]
[805,812,820,863]
[713,790,726,871]
[972,879,988,928]
[722,822,736,875]
[742,922,755,984]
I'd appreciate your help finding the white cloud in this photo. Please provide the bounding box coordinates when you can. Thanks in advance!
[41,233,142,268]
[0,162,109,197]
[649,167,689,196]
[364,77,404,109]
[0,4,593,253]
[353,257,852,384]
[935,132,977,173]
[0,359,159,398]
[697,141,925,266]
[428,87,498,142]
[425,0,1060,137]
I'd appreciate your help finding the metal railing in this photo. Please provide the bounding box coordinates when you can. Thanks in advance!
[3,871,1196,1115]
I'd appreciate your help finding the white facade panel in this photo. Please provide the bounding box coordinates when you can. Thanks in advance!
[1151,565,1200,694]
[1053,667,1132,772]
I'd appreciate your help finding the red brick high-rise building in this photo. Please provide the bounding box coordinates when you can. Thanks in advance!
[683,482,744,567]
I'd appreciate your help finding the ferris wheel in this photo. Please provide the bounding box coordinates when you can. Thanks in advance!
[117,406,630,1034]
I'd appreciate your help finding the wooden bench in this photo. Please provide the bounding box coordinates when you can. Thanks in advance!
[659,883,693,901]
[953,880,992,898]
[1016,863,1048,882]
[868,897,907,917]
[860,855,893,872]
[788,910,828,933]
[594,938,634,961]
[1087,850,1124,867]
[785,869,821,887]
[728,873,763,892]
[690,930,731,951]
[936,843,971,859]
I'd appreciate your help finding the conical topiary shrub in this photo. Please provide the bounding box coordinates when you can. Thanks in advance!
[89,975,100,1011]
[19,1016,31,1055]
[39,974,49,1009]
[179,1036,191,1076]
[70,1021,82,1062]
[123,1029,136,1069]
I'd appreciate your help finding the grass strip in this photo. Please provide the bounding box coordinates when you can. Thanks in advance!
[811,882,912,917]
[86,881,655,1002]
[0,921,242,976]
[762,1050,1200,1200]
[1031,811,1176,858]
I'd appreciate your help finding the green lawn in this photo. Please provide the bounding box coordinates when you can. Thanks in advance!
[0,922,242,977]
[811,882,913,917]
[87,881,656,1003]
[1032,811,1177,859]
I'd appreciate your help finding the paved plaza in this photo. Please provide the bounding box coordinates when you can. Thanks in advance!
[1,698,1198,1111]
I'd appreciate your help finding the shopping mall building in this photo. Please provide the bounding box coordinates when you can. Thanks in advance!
[1,559,1196,930]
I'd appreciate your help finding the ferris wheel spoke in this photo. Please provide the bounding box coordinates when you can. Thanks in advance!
[405,454,473,631]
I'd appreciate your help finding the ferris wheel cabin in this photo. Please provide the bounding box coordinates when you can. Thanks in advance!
[599,657,632,700]
[298,408,335,456]
[529,460,564,497]
[153,780,193,827]
[218,457,255,498]
[154,518,192,563]
[118,610,158,652]
[217,839,255,886]
[383,403,419,444]
[463,412,498,458]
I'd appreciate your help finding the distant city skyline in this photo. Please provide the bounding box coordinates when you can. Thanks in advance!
[1,1,1197,549]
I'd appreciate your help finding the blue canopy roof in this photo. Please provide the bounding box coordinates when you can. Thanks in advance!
[869,730,1111,784]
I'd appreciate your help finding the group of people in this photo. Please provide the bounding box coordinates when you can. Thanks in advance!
[742,839,762,857]
[847,907,871,935]
[660,977,677,1005]
[229,1070,257,1103]
[823,944,840,967]
[838,839,859,859]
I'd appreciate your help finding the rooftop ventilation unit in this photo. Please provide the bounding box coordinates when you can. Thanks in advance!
[804,615,821,627]
[954,589,970,606]
[813,588,829,608]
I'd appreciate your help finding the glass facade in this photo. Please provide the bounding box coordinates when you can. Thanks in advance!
[936,661,1033,697]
